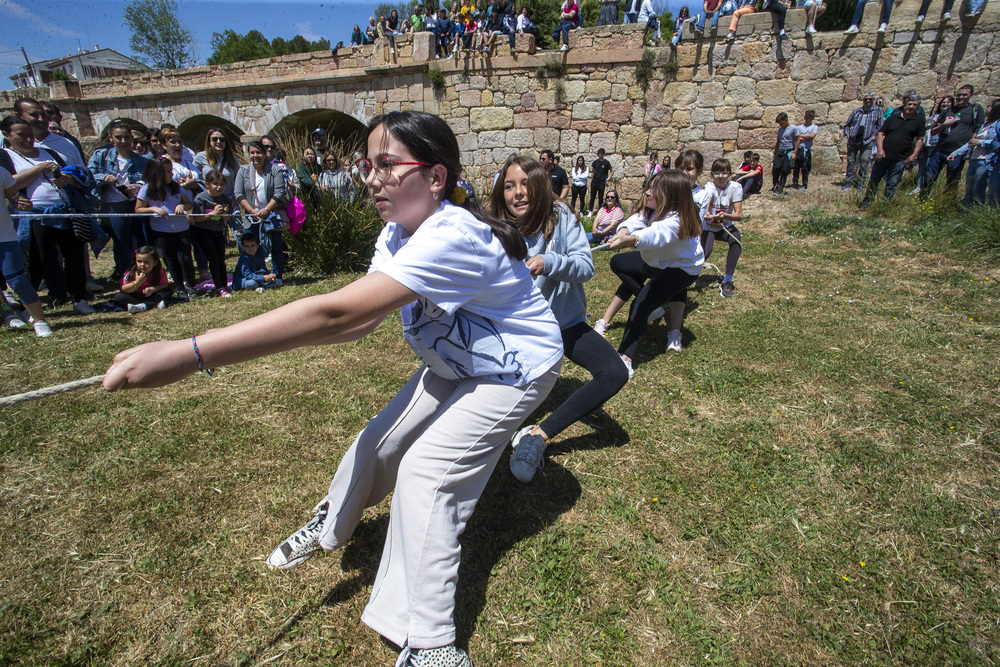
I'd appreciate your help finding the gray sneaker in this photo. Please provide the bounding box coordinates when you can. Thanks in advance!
[509,426,546,483]
[396,645,473,667]
[267,501,329,569]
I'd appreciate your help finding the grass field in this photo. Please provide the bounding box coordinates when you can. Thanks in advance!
[1,182,998,666]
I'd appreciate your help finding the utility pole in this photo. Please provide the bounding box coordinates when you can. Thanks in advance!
[20,46,36,87]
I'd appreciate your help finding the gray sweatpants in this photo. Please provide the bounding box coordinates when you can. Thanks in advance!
[316,362,560,649]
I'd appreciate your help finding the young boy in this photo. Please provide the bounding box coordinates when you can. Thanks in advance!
[772,112,799,195]
[232,232,282,292]
[734,152,763,197]
[702,158,744,298]
[791,110,819,190]
[191,170,232,296]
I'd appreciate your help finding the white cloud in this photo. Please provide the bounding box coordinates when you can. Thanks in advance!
[0,0,85,39]
[293,21,323,41]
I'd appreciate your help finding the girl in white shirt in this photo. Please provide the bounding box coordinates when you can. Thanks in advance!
[103,111,563,667]
[596,171,704,376]
[701,157,744,299]
[570,155,589,215]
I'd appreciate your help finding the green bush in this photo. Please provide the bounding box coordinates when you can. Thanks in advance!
[788,207,856,237]
[946,204,1000,262]
[285,191,383,275]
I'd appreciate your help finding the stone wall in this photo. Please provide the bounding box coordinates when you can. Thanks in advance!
[8,0,997,200]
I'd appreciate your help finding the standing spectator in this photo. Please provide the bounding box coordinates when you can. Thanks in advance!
[695,0,736,34]
[921,85,986,199]
[842,92,883,190]
[947,99,1000,207]
[592,190,625,242]
[802,0,826,33]
[190,170,232,297]
[146,128,166,159]
[366,17,377,44]
[38,102,85,161]
[637,0,659,44]
[844,0,894,34]
[13,97,85,168]
[644,150,662,185]
[135,158,197,298]
[588,148,614,215]
[860,93,925,209]
[540,150,570,199]
[734,152,763,196]
[912,95,954,195]
[193,128,239,197]
[296,147,322,206]
[623,0,641,23]
[0,164,53,336]
[791,110,818,190]
[435,8,452,57]
[160,128,202,196]
[771,112,799,195]
[311,128,329,155]
[571,156,589,214]
[763,0,790,39]
[319,153,352,200]
[726,0,757,40]
[88,119,149,280]
[234,140,287,281]
[410,7,423,32]
[597,0,619,25]
[552,0,579,51]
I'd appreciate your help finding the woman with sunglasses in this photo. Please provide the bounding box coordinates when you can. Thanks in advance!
[194,129,239,197]
[591,190,624,243]
[234,140,287,281]
[145,128,166,160]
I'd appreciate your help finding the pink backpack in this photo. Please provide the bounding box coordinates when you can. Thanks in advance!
[286,196,306,234]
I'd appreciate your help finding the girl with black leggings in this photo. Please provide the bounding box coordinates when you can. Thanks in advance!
[488,155,630,484]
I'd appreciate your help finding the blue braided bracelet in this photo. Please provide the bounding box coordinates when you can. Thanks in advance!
[191,336,215,377]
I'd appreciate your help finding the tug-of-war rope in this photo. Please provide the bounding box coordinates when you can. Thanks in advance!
[0,375,106,408]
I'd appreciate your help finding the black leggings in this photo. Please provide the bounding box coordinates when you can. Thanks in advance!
[571,184,587,211]
[539,322,630,439]
[588,181,607,213]
[792,149,812,187]
[700,226,742,277]
[154,229,196,290]
[31,221,87,302]
[611,251,697,359]
[767,1,786,32]
[113,289,172,308]
[190,227,228,290]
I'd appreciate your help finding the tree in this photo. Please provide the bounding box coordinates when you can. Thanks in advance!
[206,30,273,66]
[123,0,194,70]
[373,1,411,20]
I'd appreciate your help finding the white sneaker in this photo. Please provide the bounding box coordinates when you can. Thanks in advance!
[267,502,329,569]
[667,329,682,352]
[33,321,53,338]
[909,186,921,195]
[621,356,634,379]
[844,25,859,33]
[560,44,568,51]
[806,25,817,34]
[647,305,666,324]
[157,300,168,309]
[5,313,26,328]
[942,11,951,19]
[509,425,546,483]
[877,22,887,32]
[916,14,925,21]
[127,303,147,314]
[255,287,265,293]
[73,300,95,315]
[727,31,735,40]
[594,318,608,336]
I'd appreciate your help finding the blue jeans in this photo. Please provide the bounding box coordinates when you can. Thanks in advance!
[989,164,1000,206]
[552,20,574,45]
[917,0,954,15]
[862,158,906,205]
[852,0,892,26]
[697,2,735,30]
[623,11,638,23]
[920,149,965,198]
[1,240,40,306]
[105,199,139,278]
[963,157,992,207]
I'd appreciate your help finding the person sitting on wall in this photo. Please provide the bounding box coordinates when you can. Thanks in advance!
[726,0,757,41]
[844,0,895,34]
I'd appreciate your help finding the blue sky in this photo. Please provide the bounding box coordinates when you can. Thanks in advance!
[1,0,696,90]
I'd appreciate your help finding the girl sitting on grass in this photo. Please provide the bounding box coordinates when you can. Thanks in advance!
[103,110,563,667]
[113,246,172,313]
[487,155,629,484]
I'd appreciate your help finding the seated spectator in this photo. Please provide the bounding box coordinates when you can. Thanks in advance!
[365,17,377,44]
[844,0,894,34]
[377,14,397,55]
[764,0,790,40]
[734,152,764,197]
[802,0,826,33]
[916,0,954,22]
[597,0,619,25]
[670,6,691,45]
[552,0,579,51]
[591,190,624,242]
[388,9,402,32]
[232,232,281,292]
[727,0,756,40]
[351,24,364,47]
[695,0,736,34]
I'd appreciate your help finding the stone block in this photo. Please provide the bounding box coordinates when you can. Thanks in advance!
[469,75,489,90]
[724,77,756,106]
[586,80,613,100]
[671,109,691,127]
[611,83,629,101]
[616,125,648,155]
[506,128,535,148]
[795,79,845,104]
[696,82,725,107]
[590,132,618,153]
[705,120,739,140]
[643,104,673,126]
[534,89,557,108]
[479,130,506,149]
[737,128,774,150]
[560,130,579,156]
[602,100,633,124]
[679,126,705,142]
[663,81,699,107]
[682,141,724,165]
[577,134,591,154]
[470,107,514,131]
[549,110,572,129]
[790,50,829,81]
[570,120,609,132]
[482,90,494,106]
[515,111,547,128]
[715,106,737,122]
[533,127,560,150]
[515,33,536,54]
[572,101,604,120]
[492,147,515,162]
[648,126,679,151]
[459,89,480,107]
[448,117,470,135]
[412,32,435,61]
[897,71,938,99]
[499,75,530,95]
[562,80,586,103]
[738,105,765,120]
[692,107,715,124]
[756,79,796,105]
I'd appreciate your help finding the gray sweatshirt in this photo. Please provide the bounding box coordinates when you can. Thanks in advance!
[524,202,595,329]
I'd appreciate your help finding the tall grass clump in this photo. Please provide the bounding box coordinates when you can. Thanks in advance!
[788,206,856,237]
[946,204,1000,262]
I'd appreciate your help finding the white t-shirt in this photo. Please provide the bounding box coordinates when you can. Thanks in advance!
[252,170,269,208]
[796,123,819,150]
[102,154,131,204]
[0,167,19,243]
[368,202,563,386]
[4,148,64,207]
[35,133,85,168]
[692,184,711,223]
[703,181,743,231]
[633,211,705,275]
[138,183,189,234]
[169,157,201,188]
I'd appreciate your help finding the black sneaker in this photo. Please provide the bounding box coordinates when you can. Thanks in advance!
[720,281,735,298]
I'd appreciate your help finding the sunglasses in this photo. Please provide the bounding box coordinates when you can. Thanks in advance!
[210,136,226,142]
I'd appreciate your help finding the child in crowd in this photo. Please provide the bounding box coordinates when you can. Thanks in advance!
[487,155,628,483]
[771,112,798,195]
[232,232,281,292]
[104,110,563,667]
[702,158,744,298]
[734,151,763,197]
[114,246,172,313]
[591,189,624,242]
[135,158,197,300]
[597,171,705,376]
[791,110,818,190]
[191,169,232,297]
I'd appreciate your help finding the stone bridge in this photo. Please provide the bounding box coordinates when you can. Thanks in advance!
[3,0,996,199]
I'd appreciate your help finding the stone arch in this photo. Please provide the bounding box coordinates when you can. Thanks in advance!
[176,115,244,152]
[266,108,366,156]
[96,117,149,142]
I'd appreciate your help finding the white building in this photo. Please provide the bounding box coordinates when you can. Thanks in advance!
[10,47,149,88]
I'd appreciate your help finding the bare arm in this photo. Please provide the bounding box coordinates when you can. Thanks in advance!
[103,272,417,391]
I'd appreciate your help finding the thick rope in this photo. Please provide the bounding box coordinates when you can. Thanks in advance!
[0,375,106,408]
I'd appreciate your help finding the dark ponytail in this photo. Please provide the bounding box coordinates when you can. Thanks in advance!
[366,111,527,261]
